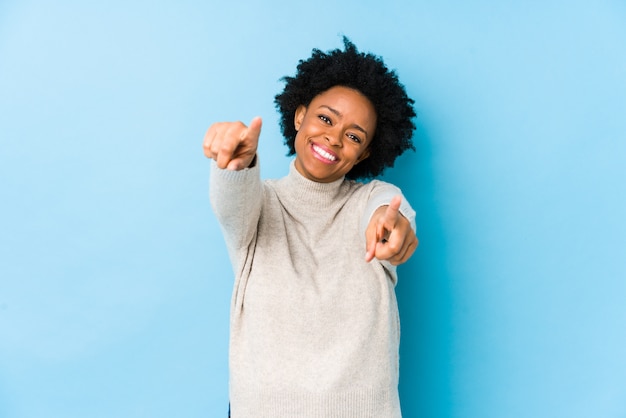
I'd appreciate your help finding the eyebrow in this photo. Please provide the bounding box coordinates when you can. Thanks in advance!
[319,105,369,138]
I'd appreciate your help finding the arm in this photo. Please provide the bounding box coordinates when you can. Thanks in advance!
[204,117,263,265]
[364,194,418,266]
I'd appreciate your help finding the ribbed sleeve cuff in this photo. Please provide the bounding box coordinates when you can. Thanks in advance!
[231,387,401,418]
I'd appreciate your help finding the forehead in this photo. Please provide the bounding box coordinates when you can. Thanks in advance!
[310,86,376,119]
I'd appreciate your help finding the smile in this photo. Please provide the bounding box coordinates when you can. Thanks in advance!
[311,143,337,163]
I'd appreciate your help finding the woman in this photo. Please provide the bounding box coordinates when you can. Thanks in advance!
[204,38,418,417]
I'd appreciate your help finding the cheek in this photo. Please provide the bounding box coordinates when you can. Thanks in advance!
[293,132,307,152]
[294,132,303,146]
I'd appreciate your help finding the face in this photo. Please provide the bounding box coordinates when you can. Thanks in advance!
[293,86,376,183]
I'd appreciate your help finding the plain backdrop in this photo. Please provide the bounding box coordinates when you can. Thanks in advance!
[1,1,625,417]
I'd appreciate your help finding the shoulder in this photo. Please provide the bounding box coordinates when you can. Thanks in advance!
[345,178,403,199]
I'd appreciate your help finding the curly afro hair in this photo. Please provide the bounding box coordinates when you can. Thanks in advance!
[274,37,416,180]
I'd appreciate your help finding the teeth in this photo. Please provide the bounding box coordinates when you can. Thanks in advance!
[313,144,336,161]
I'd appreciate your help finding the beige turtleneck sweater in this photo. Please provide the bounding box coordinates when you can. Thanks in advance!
[210,159,415,418]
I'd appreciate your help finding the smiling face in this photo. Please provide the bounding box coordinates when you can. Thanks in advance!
[293,86,377,183]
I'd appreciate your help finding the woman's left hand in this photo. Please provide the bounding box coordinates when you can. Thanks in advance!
[365,196,418,265]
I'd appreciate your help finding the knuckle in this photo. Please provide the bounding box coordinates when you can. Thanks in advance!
[220,141,236,154]
[386,240,401,253]
[377,247,391,259]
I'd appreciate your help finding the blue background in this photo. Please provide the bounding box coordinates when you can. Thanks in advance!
[1,1,625,417]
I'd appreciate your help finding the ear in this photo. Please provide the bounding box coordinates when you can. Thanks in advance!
[294,105,306,131]
[356,148,370,164]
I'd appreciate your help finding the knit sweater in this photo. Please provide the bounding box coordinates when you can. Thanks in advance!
[210,159,415,418]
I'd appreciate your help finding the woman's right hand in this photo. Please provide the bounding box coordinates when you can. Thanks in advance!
[203,117,262,170]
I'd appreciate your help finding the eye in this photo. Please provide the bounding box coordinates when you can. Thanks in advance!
[318,114,332,125]
[347,133,362,144]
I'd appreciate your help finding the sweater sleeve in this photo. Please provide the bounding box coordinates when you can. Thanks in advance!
[209,160,263,272]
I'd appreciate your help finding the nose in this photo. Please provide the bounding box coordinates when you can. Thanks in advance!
[325,127,342,147]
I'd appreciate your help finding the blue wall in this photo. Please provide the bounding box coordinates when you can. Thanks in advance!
[1,1,625,417]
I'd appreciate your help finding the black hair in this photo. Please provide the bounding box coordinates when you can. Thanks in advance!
[274,37,416,180]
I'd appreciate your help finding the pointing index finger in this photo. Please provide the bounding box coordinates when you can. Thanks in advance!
[242,116,262,142]
[382,195,402,225]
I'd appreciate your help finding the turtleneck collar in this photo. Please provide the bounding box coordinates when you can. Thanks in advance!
[277,160,349,209]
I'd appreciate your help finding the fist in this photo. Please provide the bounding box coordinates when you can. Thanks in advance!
[365,195,419,265]
[203,117,262,170]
